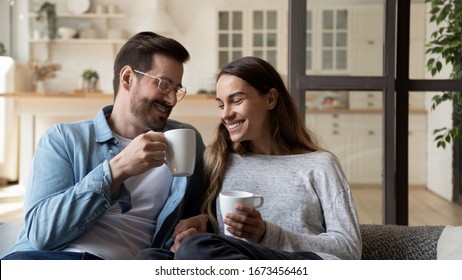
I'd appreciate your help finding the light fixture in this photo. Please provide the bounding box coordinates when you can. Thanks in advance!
[134,0,180,36]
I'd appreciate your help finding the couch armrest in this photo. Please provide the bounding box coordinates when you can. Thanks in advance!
[360,224,445,260]
[0,220,23,257]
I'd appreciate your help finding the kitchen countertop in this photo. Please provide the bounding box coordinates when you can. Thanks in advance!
[0,92,425,114]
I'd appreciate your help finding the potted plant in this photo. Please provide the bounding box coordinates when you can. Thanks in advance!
[29,59,62,93]
[81,69,99,92]
[36,2,57,40]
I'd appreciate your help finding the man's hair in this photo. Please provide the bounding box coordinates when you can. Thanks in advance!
[112,31,190,96]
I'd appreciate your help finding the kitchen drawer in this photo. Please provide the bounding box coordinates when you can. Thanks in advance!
[349,91,383,109]
[315,113,353,129]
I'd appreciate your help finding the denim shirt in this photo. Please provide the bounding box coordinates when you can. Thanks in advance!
[2,105,206,257]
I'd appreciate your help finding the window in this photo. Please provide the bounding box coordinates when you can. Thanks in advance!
[252,10,278,67]
[218,11,244,69]
[305,8,349,74]
[218,9,279,69]
[321,9,348,71]
[306,10,313,71]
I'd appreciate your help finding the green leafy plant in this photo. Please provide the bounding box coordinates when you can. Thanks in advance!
[36,2,57,40]
[82,69,99,80]
[0,42,6,56]
[426,0,462,149]
[81,69,99,92]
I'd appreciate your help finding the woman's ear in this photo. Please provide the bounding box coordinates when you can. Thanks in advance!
[267,88,278,110]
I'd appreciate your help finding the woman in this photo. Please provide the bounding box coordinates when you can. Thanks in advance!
[139,56,362,260]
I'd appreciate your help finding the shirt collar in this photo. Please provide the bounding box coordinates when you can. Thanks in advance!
[94,105,116,143]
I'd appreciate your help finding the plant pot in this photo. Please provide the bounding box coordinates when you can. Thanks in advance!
[35,80,46,93]
[83,78,98,92]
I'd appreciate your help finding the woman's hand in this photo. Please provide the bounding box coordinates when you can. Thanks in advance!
[170,214,209,253]
[223,204,266,242]
[170,227,198,253]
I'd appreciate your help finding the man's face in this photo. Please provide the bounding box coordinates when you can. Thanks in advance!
[130,54,184,131]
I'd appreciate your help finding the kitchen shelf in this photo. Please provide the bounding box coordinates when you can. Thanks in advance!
[28,12,127,19]
[28,7,128,60]
[30,38,127,44]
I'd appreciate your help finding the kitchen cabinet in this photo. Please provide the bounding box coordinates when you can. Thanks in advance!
[349,91,382,110]
[306,109,426,187]
[409,114,427,186]
[349,113,382,185]
[309,112,354,178]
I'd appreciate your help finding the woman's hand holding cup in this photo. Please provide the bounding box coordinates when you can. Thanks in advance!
[219,191,266,242]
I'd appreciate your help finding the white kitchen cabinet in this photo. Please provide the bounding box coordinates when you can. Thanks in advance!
[349,91,382,110]
[409,113,427,186]
[307,110,426,187]
[349,113,382,185]
[349,4,383,76]
[308,112,354,181]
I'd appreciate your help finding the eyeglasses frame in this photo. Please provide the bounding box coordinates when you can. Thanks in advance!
[133,69,187,102]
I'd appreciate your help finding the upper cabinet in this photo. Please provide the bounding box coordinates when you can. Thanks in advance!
[218,9,281,70]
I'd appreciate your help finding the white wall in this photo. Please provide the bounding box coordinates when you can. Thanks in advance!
[0,57,19,182]
[21,0,287,94]
[425,3,454,201]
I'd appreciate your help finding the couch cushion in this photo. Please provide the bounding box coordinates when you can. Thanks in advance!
[360,224,445,260]
[437,225,462,259]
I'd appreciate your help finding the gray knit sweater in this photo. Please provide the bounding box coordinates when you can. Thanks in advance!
[217,151,362,260]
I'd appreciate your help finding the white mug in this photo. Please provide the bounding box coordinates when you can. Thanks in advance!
[164,128,196,177]
[219,190,264,236]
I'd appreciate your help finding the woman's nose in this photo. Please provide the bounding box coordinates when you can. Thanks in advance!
[221,105,234,119]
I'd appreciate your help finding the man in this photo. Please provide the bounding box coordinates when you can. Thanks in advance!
[2,32,207,260]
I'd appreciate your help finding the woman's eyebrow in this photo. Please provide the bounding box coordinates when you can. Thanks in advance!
[216,91,247,103]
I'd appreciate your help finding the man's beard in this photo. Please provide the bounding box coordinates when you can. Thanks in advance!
[130,90,171,131]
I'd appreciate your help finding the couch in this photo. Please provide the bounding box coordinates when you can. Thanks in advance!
[0,222,448,259]
[359,224,445,260]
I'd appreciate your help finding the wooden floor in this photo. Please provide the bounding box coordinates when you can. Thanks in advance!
[352,185,462,226]
[1,184,462,226]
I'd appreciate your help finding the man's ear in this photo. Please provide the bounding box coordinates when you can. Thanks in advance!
[267,88,278,110]
[120,66,133,90]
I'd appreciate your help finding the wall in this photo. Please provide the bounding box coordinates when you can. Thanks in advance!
[23,0,287,94]
[424,3,454,201]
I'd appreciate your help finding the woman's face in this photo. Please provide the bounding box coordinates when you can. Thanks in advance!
[216,74,274,145]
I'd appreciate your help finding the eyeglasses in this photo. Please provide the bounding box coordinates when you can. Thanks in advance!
[133,69,187,102]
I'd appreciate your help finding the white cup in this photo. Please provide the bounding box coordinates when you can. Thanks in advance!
[164,128,196,177]
[219,190,264,236]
